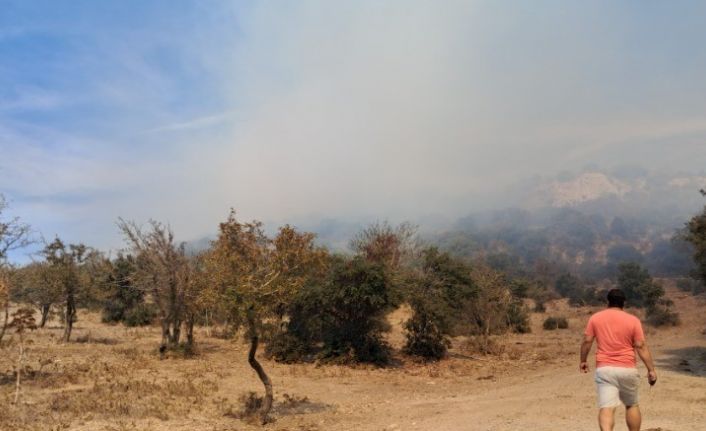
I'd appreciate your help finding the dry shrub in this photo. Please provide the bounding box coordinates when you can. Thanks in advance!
[74,332,118,345]
[222,391,328,423]
[1,375,218,429]
[49,376,218,420]
[543,316,568,330]
[223,391,263,422]
[114,346,141,360]
[461,336,506,356]
[504,346,523,361]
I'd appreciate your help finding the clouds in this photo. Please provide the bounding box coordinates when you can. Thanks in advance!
[2,1,706,256]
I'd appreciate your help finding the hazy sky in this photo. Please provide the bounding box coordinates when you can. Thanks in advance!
[2,1,706,253]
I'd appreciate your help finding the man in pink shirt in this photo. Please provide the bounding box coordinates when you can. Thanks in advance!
[580,289,658,431]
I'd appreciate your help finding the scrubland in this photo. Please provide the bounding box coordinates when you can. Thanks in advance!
[1,285,704,431]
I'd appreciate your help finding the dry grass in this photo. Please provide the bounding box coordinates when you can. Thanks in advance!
[0,288,703,430]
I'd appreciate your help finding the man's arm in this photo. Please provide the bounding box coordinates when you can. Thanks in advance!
[634,339,658,384]
[580,334,594,373]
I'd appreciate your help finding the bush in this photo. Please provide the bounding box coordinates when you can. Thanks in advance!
[101,254,145,324]
[676,277,706,295]
[403,306,450,360]
[507,300,531,333]
[265,331,315,363]
[123,303,157,327]
[316,257,393,364]
[543,316,568,330]
[646,302,680,327]
[617,263,664,308]
[462,335,505,356]
[268,256,393,365]
[403,248,477,360]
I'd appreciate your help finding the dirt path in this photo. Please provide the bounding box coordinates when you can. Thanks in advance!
[250,289,706,431]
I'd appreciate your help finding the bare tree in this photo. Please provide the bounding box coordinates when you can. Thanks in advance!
[350,221,419,269]
[0,269,10,344]
[0,195,31,343]
[118,219,190,349]
[0,195,32,263]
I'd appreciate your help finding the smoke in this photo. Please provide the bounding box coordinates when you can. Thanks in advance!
[3,1,706,254]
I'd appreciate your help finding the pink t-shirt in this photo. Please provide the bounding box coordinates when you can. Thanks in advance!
[584,308,645,368]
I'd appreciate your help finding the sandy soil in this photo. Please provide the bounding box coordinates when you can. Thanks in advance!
[1,284,704,431]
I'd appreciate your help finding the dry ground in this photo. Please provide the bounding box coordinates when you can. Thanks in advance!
[1,283,704,431]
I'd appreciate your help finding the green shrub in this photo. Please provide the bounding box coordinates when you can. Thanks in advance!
[123,303,157,327]
[403,248,477,360]
[101,254,145,324]
[617,263,664,308]
[543,316,568,330]
[265,331,315,363]
[646,302,680,327]
[507,300,531,333]
[676,278,706,295]
[403,306,450,360]
[317,257,392,364]
[267,256,393,365]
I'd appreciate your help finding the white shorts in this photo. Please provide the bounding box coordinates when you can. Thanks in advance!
[594,366,639,408]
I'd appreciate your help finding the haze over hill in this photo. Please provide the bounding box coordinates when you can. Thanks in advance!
[4,1,706,259]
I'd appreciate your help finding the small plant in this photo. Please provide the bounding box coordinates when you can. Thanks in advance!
[543,316,568,330]
[462,335,505,356]
[8,307,37,404]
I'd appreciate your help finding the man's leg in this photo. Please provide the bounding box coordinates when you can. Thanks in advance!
[598,407,615,431]
[625,405,641,431]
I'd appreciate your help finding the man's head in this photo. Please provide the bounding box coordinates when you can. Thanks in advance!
[607,288,626,308]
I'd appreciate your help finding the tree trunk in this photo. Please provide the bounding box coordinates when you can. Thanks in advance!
[13,333,23,404]
[0,301,8,344]
[186,313,195,347]
[40,304,50,328]
[63,289,75,342]
[160,318,170,348]
[170,319,181,345]
[247,310,273,424]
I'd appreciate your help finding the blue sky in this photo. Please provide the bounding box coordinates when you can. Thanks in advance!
[2,1,706,260]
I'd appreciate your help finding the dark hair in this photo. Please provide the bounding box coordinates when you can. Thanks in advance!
[607,289,626,308]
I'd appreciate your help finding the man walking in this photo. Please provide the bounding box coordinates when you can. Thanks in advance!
[580,288,658,431]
